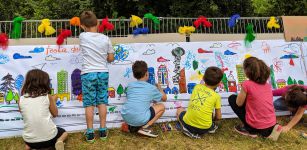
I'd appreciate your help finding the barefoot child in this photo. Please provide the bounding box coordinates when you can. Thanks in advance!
[177,66,223,138]
[19,69,68,150]
[121,61,167,137]
[80,11,115,142]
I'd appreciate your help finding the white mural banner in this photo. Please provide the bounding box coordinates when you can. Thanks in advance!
[0,40,306,138]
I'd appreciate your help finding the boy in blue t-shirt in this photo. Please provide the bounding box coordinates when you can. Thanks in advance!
[121,61,167,137]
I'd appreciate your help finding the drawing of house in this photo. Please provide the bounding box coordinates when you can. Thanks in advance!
[157,65,168,88]
[57,93,70,101]
[228,71,237,92]
[147,67,155,85]
[277,79,286,88]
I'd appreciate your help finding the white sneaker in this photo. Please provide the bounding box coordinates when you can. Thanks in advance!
[137,127,158,138]
[208,125,218,134]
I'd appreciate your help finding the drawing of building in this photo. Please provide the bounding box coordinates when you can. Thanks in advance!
[71,69,82,100]
[227,71,237,92]
[179,68,187,93]
[277,79,286,88]
[158,65,168,88]
[236,65,247,90]
[57,70,69,101]
[147,67,155,85]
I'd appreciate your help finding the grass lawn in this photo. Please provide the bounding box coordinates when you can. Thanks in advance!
[1,117,306,150]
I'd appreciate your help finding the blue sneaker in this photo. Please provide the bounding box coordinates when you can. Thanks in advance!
[84,131,95,143]
[99,128,108,140]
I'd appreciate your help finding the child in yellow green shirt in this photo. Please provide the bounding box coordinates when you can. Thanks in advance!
[176,66,223,138]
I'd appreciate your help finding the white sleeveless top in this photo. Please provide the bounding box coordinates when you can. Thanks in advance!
[19,94,57,143]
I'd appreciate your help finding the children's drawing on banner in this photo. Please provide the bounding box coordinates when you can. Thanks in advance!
[14,75,24,94]
[112,44,132,65]
[272,57,283,72]
[262,41,270,53]
[183,50,196,70]
[143,49,155,55]
[29,47,44,53]
[31,63,47,70]
[210,42,222,48]
[123,67,132,78]
[13,53,32,59]
[69,55,82,65]
[0,54,9,64]
[45,55,61,61]
[171,47,185,85]
[227,41,241,50]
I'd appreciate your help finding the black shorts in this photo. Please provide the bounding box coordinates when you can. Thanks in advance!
[179,111,213,135]
[25,127,66,149]
[128,107,155,133]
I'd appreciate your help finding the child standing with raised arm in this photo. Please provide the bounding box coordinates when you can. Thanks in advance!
[79,11,114,142]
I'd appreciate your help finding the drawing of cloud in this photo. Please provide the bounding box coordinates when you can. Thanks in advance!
[143,49,156,55]
[29,47,44,53]
[13,53,32,59]
[224,50,237,55]
[112,60,133,65]
[280,54,299,59]
[210,43,222,48]
[45,55,61,61]
[0,54,9,64]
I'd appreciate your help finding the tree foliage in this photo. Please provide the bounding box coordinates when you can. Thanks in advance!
[0,0,306,20]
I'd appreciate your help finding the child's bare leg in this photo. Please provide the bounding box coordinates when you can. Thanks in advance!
[97,104,107,128]
[57,132,68,142]
[85,106,94,129]
[25,144,31,150]
[144,103,165,127]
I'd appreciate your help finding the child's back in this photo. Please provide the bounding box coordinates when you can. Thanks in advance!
[243,80,276,129]
[20,95,57,142]
[79,32,113,74]
[122,81,162,126]
[184,84,221,129]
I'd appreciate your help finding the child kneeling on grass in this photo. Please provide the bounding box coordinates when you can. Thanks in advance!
[19,69,68,150]
[121,61,167,137]
[273,85,307,132]
[176,66,223,139]
[228,57,282,141]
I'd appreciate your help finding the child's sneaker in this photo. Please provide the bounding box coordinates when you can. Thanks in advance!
[181,125,200,139]
[137,127,158,138]
[268,124,282,141]
[99,128,108,140]
[55,140,64,150]
[234,125,258,138]
[84,131,95,143]
[208,124,218,134]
